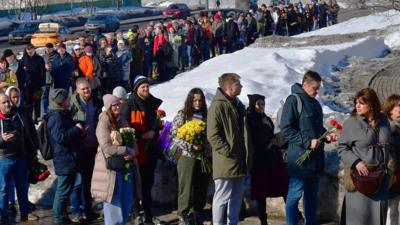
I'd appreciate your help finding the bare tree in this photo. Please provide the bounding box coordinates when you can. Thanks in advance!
[3,0,25,20]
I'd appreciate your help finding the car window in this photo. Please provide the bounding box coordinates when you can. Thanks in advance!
[168,4,179,9]
[89,15,107,21]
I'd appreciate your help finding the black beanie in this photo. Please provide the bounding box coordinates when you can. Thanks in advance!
[133,75,149,92]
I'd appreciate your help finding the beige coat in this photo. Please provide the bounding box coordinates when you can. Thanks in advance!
[91,111,131,203]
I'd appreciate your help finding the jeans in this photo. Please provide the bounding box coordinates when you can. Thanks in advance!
[70,172,83,217]
[104,168,135,225]
[202,40,211,61]
[0,157,29,216]
[386,195,400,225]
[41,85,50,118]
[186,45,193,66]
[286,177,320,225]
[53,174,75,224]
[212,178,245,225]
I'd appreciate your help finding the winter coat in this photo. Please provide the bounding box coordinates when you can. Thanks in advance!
[120,93,162,165]
[129,37,145,78]
[91,111,130,203]
[51,52,73,91]
[43,51,59,85]
[280,83,326,178]
[16,52,46,95]
[0,111,25,158]
[338,114,391,225]
[389,119,400,198]
[247,112,278,170]
[116,48,133,82]
[212,20,224,38]
[99,52,118,79]
[225,19,239,42]
[79,55,94,79]
[207,88,252,180]
[167,33,181,69]
[47,108,82,176]
[153,34,167,56]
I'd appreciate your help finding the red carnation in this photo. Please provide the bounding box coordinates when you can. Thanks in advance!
[156,109,166,118]
[327,119,338,126]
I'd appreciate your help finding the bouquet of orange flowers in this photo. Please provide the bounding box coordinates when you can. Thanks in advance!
[295,119,342,167]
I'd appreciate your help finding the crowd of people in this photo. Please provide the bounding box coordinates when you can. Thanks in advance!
[6,2,400,225]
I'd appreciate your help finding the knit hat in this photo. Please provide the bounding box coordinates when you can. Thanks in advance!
[133,75,149,92]
[112,86,127,99]
[214,13,221,20]
[103,94,119,111]
[58,42,66,49]
[50,88,69,105]
[73,45,81,50]
[3,49,14,58]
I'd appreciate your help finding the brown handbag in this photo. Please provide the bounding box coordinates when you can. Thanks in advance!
[350,165,385,196]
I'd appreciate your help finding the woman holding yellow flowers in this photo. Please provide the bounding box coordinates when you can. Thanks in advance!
[170,88,211,225]
[0,57,18,93]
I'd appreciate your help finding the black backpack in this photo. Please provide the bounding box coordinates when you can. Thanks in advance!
[162,42,173,60]
[37,115,53,160]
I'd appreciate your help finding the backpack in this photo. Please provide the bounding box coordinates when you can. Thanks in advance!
[274,93,302,163]
[37,116,53,160]
[275,93,302,133]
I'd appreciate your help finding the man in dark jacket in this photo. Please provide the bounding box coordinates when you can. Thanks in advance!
[225,15,239,54]
[121,76,162,224]
[16,44,46,122]
[0,93,36,223]
[207,73,252,225]
[69,78,101,222]
[47,89,84,225]
[52,43,73,91]
[280,71,327,225]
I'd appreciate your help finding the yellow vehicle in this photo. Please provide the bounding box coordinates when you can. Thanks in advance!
[31,23,78,47]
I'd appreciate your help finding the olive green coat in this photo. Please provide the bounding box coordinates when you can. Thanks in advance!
[206,88,252,180]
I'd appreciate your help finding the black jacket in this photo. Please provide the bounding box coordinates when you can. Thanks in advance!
[16,52,46,94]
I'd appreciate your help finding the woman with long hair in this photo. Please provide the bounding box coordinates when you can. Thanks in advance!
[91,94,138,225]
[170,88,210,225]
[338,88,392,225]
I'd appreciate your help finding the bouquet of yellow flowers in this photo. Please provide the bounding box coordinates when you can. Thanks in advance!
[177,120,211,173]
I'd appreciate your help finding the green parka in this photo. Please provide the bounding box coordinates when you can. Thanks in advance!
[207,88,252,180]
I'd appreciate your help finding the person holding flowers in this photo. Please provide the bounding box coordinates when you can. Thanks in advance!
[170,88,211,225]
[246,94,289,225]
[280,71,333,225]
[91,94,138,225]
[121,75,163,224]
[338,88,392,225]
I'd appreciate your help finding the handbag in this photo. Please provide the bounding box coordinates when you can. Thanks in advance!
[100,147,125,171]
[350,164,384,196]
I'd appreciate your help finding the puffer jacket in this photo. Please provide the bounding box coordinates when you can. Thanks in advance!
[91,112,130,203]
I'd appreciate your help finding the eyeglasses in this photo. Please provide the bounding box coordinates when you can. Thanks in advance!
[111,103,121,108]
